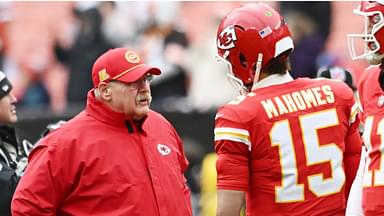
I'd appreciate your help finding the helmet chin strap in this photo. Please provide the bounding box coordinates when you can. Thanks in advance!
[251,53,263,91]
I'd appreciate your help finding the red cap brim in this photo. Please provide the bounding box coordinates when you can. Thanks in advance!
[115,65,161,83]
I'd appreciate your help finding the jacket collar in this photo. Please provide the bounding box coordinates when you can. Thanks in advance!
[85,90,147,132]
[0,125,18,148]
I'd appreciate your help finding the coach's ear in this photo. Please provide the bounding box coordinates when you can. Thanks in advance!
[96,82,112,101]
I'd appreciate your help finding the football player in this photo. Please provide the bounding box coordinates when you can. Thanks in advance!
[347,1,384,215]
[214,3,362,215]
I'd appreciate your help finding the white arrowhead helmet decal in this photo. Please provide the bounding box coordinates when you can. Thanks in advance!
[217,25,237,50]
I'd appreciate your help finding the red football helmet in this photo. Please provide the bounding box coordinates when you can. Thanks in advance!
[348,0,384,65]
[216,3,294,93]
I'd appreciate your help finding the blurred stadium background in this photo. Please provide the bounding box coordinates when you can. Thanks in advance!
[0,1,369,215]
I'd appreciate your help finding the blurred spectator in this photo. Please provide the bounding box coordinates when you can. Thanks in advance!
[0,1,19,96]
[150,27,190,111]
[184,2,239,112]
[323,2,369,83]
[0,1,11,71]
[125,2,193,112]
[99,2,179,49]
[317,66,356,91]
[55,5,114,106]
[6,2,74,113]
[280,2,331,78]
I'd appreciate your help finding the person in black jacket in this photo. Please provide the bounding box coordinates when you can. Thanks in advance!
[54,7,114,106]
[0,70,62,216]
[0,70,26,216]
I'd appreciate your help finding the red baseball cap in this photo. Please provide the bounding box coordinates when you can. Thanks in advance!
[92,48,161,87]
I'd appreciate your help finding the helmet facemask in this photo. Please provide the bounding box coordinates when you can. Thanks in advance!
[348,9,384,65]
[216,50,264,95]
[216,53,249,95]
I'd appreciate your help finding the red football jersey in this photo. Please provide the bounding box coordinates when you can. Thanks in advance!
[214,77,361,216]
[357,65,384,216]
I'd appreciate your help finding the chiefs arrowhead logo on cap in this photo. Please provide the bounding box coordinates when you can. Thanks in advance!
[98,68,110,82]
[125,51,140,63]
[217,25,237,50]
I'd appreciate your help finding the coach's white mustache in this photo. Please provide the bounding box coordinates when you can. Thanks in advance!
[136,93,152,104]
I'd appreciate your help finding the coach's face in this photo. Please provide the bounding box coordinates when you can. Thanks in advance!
[100,73,153,120]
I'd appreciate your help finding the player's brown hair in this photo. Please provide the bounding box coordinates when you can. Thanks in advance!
[262,50,291,76]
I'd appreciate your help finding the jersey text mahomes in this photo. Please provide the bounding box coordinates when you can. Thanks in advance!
[260,85,335,118]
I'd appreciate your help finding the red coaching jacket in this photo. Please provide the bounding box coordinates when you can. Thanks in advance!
[11,91,192,216]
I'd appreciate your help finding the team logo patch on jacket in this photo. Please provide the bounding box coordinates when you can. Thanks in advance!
[157,144,171,156]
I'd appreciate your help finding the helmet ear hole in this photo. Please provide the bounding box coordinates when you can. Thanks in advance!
[239,53,248,68]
